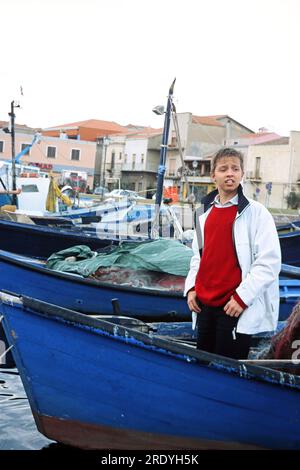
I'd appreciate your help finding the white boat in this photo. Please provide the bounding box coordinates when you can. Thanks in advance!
[0,164,133,222]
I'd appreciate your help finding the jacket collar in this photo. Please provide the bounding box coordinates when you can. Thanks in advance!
[201,184,250,214]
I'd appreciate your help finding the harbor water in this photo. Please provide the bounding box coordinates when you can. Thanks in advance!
[0,368,54,450]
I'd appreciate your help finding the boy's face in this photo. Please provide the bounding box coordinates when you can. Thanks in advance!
[211,156,243,193]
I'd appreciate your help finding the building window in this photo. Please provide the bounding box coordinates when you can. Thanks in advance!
[20,183,39,193]
[21,143,30,156]
[111,152,115,170]
[141,153,144,164]
[47,146,56,158]
[170,136,177,147]
[169,158,176,176]
[201,161,211,176]
[71,149,80,161]
[132,154,136,170]
[255,157,261,179]
[0,141,3,153]
[119,152,122,160]
[124,153,127,164]
[170,131,177,147]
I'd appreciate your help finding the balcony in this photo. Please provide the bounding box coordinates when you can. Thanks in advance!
[186,175,212,184]
[166,171,180,180]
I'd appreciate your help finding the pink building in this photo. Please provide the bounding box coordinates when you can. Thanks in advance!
[0,123,97,188]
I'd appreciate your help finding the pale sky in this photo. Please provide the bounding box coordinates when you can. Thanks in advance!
[1,0,300,136]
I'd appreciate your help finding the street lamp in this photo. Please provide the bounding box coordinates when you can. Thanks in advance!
[152,105,165,115]
[152,100,192,201]
[192,160,198,197]
[101,137,110,189]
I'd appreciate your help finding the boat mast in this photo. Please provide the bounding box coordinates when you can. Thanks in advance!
[154,78,176,208]
[152,79,176,237]
[8,100,20,206]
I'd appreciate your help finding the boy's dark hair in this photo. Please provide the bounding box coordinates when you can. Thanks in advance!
[211,147,244,173]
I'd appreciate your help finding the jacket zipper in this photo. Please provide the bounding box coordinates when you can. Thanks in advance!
[231,205,249,270]
[232,327,237,340]
[232,205,249,340]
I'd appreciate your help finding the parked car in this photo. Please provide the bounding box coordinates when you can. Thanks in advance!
[93,186,109,196]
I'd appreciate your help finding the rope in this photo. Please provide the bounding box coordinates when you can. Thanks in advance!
[0,345,14,363]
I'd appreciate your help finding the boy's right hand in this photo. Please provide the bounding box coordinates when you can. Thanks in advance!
[187,290,201,313]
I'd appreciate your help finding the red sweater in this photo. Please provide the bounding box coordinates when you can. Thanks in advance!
[195,205,247,308]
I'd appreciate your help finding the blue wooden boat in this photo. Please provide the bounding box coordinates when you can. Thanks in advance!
[0,248,298,322]
[279,278,300,320]
[49,198,133,222]
[0,213,297,266]
[0,218,118,258]
[0,291,299,450]
[277,219,300,232]
[0,198,185,258]
[93,202,184,240]
[280,263,300,279]
[279,230,300,267]
[279,265,300,318]
[0,248,190,321]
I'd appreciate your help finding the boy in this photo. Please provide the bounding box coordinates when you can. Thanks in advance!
[185,148,281,359]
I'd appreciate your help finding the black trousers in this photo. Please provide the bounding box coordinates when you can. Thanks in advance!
[196,304,252,359]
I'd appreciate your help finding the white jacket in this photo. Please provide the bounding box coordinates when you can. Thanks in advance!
[184,187,282,334]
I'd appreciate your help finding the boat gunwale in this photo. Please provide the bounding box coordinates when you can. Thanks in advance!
[0,218,121,241]
[279,230,300,239]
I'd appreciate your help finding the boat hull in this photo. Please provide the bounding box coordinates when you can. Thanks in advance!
[0,250,190,320]
[34,413,262,450]
[1,295,300,450]
[0,219,114,258]
[279,231,300,267]
[0,250,298,322]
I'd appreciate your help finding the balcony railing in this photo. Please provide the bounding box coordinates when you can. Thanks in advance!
[246,171,262,180]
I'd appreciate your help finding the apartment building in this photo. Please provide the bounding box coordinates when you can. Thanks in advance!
[166,113,254,200]
[242,132,300,209]
[120,128,162,197]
